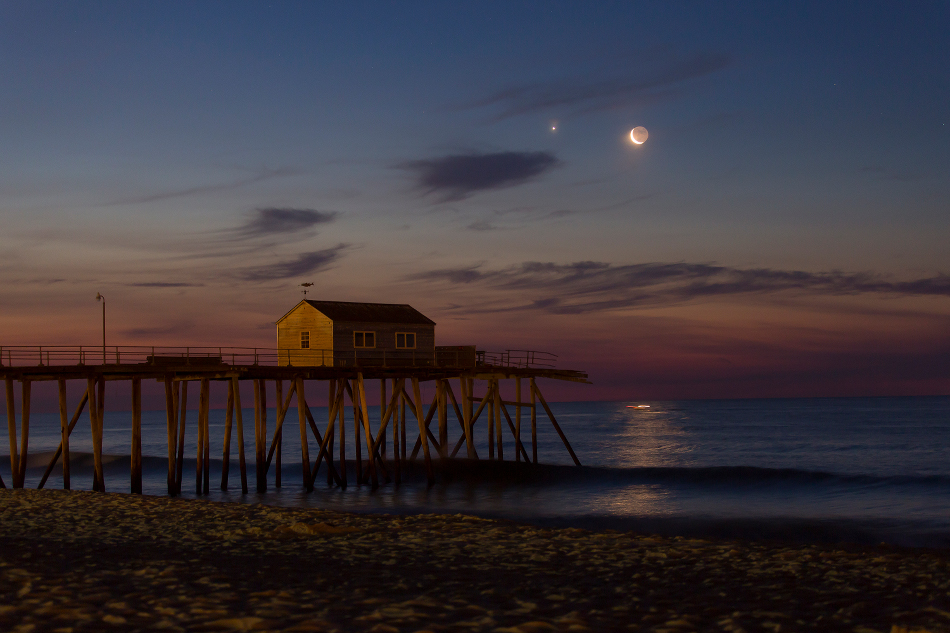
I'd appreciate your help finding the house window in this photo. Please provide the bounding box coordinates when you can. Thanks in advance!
[300,331,310,349]
[354,331,375,348]
[396,332,416,349]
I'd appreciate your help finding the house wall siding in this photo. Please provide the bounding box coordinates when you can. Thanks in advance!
[277,304,334,366]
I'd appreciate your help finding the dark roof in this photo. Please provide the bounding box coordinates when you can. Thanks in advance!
[302,300,435,325]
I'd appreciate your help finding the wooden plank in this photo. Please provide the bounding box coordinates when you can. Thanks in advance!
[5,377,19,488]
[131,378,142,494]
[232,376,248,494]
[296,377,312,491]
[164,376,177,495]
[411,377,434,484]
[221,379,234,490]
[400,392,406,461]
[534,382,581,466]
[336,379,345,486]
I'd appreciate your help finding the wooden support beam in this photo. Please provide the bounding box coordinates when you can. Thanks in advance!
[392,378,401,484]
[58,379,71,490]
[493,379,503,461]
[304,391,343,488]
[265,380,297,473]
[487,380,495,460]
[5,377,19,488]
[533,382,581,466]
[530,376,538,465]
[221,379,234,491]
[96,377,105,491]
[232,376,248,494]
[343,379,363,485]
[515,377,522,463]
[254,379,265,493]
[274,380,283,488]
[18,380,30,488]
[380,379,387,458]
[164,376,177,495]
[196,378,210,495]
[437,379,447,458]
[498,398,530,463]
[411,377,434,484]
[175,381,188,494]
[356,373,378,489]
[39,384,88,490]
[131,378,142,494]
[450,378,476,459]
[296,377,312,491]
[400,392,406,462]
[87,376,103,492]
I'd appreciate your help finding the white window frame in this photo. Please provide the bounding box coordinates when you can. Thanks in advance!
[354,331,376,348]
[300,331,310,349]
[395,332,416,349]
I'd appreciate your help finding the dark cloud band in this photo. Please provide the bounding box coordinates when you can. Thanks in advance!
[239,244,349,281]
[411,261,950,314]
[402,151,560,201]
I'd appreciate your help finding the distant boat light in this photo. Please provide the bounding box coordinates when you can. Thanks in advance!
[626,405,651,408]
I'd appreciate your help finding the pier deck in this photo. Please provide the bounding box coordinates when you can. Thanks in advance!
[0,346,588,496]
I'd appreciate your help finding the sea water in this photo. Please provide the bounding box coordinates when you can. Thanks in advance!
[3,396,949,547]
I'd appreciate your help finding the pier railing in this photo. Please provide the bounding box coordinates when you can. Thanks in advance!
[0,345,558,370]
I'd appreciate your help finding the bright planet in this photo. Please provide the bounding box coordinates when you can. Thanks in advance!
[630,126,649,144]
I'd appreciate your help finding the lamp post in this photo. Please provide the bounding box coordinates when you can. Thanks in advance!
[96,293,106,364]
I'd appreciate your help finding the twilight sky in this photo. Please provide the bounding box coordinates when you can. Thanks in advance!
[2,1,949,400]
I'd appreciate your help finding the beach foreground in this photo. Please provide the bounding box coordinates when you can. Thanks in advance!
[0,490,948,633]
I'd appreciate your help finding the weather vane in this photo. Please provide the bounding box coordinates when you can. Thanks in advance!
[300,282,314,297]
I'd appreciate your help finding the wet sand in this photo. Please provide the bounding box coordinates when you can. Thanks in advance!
[0,489,948,632]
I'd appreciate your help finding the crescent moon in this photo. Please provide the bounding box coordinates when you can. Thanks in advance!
[629,126,648,144]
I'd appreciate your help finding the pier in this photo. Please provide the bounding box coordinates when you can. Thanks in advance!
[0,345,588,495]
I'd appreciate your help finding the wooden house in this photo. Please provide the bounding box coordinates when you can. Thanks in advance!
[276,300,436,367]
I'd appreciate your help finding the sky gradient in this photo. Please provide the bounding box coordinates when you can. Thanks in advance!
[2,1,949,400]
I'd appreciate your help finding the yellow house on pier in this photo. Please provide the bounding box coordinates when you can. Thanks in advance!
[276,300,436,367]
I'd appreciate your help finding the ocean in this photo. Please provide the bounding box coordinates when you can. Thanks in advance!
[3,396,949,548]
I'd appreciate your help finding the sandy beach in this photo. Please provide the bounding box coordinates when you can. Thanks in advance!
[0,489,948,632]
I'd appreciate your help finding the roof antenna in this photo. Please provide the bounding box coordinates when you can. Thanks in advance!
[300,282,314,297]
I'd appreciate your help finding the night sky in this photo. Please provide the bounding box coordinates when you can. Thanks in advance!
[2,2,949,400]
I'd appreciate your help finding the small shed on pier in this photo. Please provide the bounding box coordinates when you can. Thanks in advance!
[276,300,436,367]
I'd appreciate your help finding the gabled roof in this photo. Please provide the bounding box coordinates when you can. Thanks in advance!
[278,300,435,325]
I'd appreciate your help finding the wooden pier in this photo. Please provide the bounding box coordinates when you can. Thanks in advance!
[0,346,588,495]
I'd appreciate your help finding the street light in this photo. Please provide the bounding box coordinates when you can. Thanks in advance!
[96,293,106,364]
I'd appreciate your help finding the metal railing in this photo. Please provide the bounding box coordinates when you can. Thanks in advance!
[477,349,558,369]
[0,345,557,369]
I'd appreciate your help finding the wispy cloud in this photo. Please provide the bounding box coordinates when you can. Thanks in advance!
[229,208,338,240]
[107,167,294,206]
[466,51,732,121]
[410,261,950,314]
[239,244,349,281]
[401,151,560,202]
[126,282,204,288]
[120,322,193,338]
